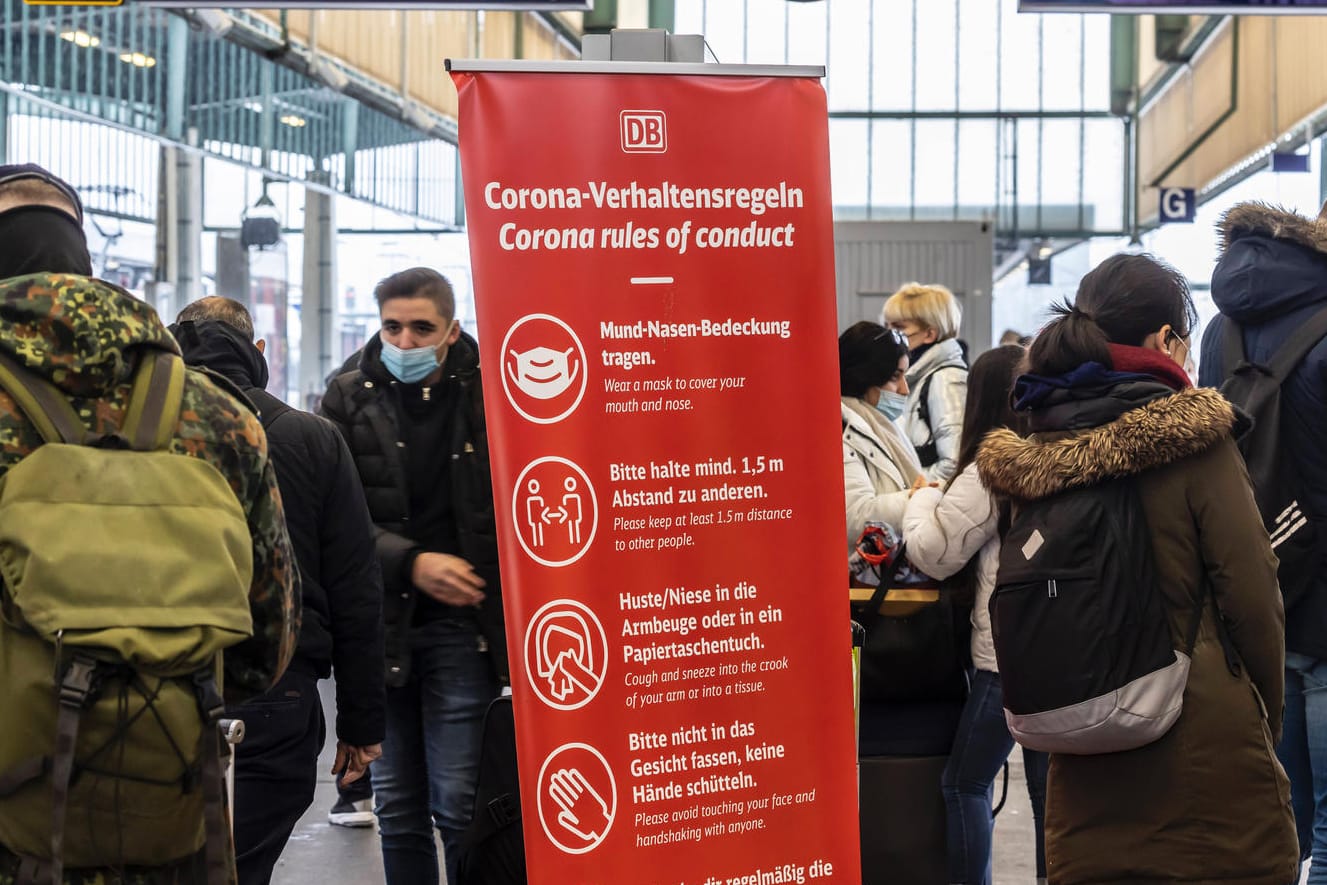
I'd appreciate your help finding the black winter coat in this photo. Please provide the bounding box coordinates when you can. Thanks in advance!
[172,319,386,745]
[1201,203,1327,660]
[320,331,507,686]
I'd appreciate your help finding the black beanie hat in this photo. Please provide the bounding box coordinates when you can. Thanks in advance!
[0,164,84,223]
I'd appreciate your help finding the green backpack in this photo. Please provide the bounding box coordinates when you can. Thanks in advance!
[0,349,255,885]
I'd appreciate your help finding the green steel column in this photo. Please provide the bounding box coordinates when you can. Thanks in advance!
[259,65,275,172]
[0,92,8,165]
[584,0,617,35]
[1320,133,1327,213]
[1109,15,1137,118]
[648,0,674,32]
[165,15,189,140]
[342,101,358,196]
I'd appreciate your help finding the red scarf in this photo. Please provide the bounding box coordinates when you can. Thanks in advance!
[1107,343,1191,391]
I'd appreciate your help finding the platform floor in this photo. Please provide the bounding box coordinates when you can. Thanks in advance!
[266,682,1052,884]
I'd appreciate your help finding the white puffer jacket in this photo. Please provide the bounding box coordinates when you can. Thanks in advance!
[842,400,922,554]
[901,338,967,485]
[901,462,1000,672]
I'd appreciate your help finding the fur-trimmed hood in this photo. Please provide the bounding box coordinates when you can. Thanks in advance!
[976,387,1235,501]
[1213,202,1327,324]
[1219,202,1327,256]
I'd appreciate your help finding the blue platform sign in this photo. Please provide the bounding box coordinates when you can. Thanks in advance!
[1159,187,1196,224]
[1273,152,1312,173]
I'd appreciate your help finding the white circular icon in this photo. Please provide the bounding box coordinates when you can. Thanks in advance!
[537,742,617,855]
[512,457,598,567]
[524,599,608,711]
[500,314,588,425]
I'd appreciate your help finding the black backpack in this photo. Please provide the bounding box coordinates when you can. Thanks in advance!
[455,695,526,885]
[1220,309,1327,611]
[992,480,1204,754]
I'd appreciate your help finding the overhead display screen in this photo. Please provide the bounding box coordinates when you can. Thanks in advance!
[1022,0,1327,11]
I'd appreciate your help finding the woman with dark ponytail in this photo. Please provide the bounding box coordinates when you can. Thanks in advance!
[975,254,1296,884]
[903,345,1049,885]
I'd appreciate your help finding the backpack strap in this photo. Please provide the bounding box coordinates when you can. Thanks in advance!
[914,370,937,435]
[1267,305,1327,383]
[0,350,185,452]
[43,654,104,885]
[121,351,187,452]
[0,353,86,445]
[1223,306,1327,385]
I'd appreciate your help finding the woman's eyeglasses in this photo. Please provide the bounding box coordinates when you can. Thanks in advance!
[873,328,909,348]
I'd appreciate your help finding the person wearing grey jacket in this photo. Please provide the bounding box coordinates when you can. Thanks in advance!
[883,282,968,484]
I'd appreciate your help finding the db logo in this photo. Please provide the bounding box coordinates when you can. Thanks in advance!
[620,110,667,154]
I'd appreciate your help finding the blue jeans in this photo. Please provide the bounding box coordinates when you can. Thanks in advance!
[375,620,500,885]
[941,669,1049,885]
[1280,651,1327,883]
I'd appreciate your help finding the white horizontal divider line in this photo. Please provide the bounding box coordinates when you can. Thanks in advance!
[630,276,674,285]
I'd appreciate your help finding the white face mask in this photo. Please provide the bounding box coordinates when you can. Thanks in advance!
[507,345,579,400]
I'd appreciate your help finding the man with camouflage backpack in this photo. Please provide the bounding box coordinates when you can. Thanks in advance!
[0,164,299,885]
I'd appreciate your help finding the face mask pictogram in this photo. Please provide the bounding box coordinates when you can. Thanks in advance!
[507,345,579,400]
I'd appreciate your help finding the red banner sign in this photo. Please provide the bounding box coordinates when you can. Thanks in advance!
[453,66,859,884]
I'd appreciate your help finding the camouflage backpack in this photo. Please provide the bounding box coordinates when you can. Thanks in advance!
[0,350,254,885]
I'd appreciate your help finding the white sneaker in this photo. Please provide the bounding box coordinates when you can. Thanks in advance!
[327,796,375,828]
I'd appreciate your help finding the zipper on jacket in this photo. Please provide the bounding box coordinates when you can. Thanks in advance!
[1048,579,1058,599]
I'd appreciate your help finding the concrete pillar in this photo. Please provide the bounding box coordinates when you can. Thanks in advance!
[174,130,203,318]
[300,172,337,402]
[154,15,201,320]
[155,136,203,321]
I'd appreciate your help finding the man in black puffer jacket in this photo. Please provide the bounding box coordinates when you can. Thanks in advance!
[170,299,386,885]
[319,267,504,885]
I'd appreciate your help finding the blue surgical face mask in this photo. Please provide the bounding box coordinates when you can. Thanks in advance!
[380,336,441,384]
[875,389,907,421]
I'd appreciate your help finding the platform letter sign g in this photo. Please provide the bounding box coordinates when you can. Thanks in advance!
[1159,187,1196,224]
[620,111,667,154]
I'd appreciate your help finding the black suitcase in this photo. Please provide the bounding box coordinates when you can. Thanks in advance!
[455,695,526,885]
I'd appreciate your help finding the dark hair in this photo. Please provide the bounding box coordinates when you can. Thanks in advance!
[1027,253,1196,376]
[176,296,255,341]
[374,267,455,320]
[839,321,908,398]
[952,344,1026,482]
[944,345,1028,604]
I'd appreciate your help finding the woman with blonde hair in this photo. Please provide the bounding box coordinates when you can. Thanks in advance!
[883,283,967,484]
